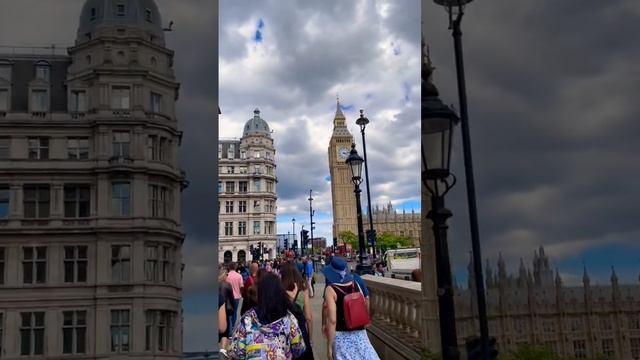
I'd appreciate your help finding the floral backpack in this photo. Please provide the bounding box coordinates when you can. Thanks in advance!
[228,309,303,360]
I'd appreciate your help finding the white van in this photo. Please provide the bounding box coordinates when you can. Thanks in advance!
[384,247,420,280]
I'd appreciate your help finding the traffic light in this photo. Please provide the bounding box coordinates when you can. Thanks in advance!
[333,237,337,247]
[466,337,498,360]
[366,229,377,245]
[284,237,289,250]
[293,240,298,249]
[301,230,309,247]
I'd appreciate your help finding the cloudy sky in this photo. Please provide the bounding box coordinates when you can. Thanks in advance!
[220,0,422,244]
[0,0,219,352]
[423,0,640,287]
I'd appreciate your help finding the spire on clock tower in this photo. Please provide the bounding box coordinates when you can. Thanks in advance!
[333,95,346,128]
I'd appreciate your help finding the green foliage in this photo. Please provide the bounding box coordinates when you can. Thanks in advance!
[377,231,414,250]
[338,230,358,248]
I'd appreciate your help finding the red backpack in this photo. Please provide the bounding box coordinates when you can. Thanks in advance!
[331,281,370,329]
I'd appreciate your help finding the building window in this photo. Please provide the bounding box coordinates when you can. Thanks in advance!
[64,246,87,283]
[70,90,87,112]
[145,310,173,352]
[147,135,157,160]
[266,181,274,192]
[0,137,9,158]
[145,245,172,282]
[631,338,640,360]
[148,135,169,161]
[150,92,162,112]
[63,311,87,354]
[238,221,246,236]
[602,338,614,358]
[253,179,261,192]
[217,181,222,193]
[67,137,89,160]
[573,340,586,358]
[111,310,130,352]
[0,88,8,111]
[218,144,222,159]
[570,317,584,331]
[149,185,171,218]
[227,144,234,159]
[225,201,234,213]
[240,150,246,159]
[225,181,235,194]
[227,166,235,174]
[253,221,260,235]
[145,8,153,22]
[630,315,640,330]
[111,245,130,282]
[31,89,49,111]
[112,131,130,158]
[265,221,274,235]
[116,4,126,16]
[239,181,248,193]
[20,312,45,355]
[90,7,97,20]
[224,222,233,236]
[0,186,9,219]
[35,64,50,82]
[64,185,90,218]
[238,201,247,213]
[0,247,5,284]
[239,166,247,174]
[112,182,131,216]
[22,246,46,284]
[0,63,11,81]
[266,200,275,212]
[253,200,260,212]
[254,150,260,158]
[600,315,612,331]
[112,86,130,109]
[28,137,49,160]
[23,185,50,218]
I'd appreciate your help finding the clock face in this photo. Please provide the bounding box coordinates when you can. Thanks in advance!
[337,147,349,160]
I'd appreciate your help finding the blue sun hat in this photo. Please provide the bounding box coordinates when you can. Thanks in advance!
[321,256,353,285]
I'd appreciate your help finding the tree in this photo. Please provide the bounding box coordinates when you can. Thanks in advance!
[377,232,414,251]
[338,230,358,249]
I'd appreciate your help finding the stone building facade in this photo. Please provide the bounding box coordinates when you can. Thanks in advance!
[455,247,640,359]
[0,1,186,358]
[218,108,277,263]
[362,202,422,245]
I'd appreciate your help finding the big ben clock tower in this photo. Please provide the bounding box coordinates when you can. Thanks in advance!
[328,100,358,243]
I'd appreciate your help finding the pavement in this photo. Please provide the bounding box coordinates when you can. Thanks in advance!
[310,273,328,359]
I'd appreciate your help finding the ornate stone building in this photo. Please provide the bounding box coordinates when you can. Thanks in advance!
[328,100,358,242]
[0,0,186,358]
[455,246,640,359]
[218,108,277,263]
[362,202,422,245]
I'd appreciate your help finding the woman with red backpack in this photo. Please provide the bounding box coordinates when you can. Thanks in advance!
[322,256,380,359]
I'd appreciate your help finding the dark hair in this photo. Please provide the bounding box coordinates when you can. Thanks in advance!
[256,273,292,324]
[228,262,237,271]
[280,262,306,292]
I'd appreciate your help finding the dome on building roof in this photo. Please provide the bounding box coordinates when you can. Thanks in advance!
[243,108,271,137]
[77,0,165,44]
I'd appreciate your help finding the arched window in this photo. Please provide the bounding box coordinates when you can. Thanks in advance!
[237,250,246,263]
[223,251,232,264]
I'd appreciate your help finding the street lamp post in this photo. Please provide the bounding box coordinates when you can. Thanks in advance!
[423,74,460,359]
[345,143,372,275]
[308,190,315,257]
[292,217,296,250]
[356,109,377,259]
[434,0,490,357]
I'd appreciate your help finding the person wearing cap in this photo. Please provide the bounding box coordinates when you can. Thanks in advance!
[321,255,378,359]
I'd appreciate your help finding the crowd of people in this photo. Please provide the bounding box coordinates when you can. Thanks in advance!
[218,255,381,360]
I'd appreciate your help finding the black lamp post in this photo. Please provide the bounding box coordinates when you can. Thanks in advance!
[308,189,315,256]
[345,144,372,275]
[356,109,377,259]
[423,76,460,359]
[434,0,490,358]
